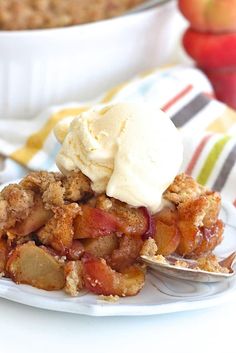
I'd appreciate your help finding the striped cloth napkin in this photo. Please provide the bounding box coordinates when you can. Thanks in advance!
[0,65,236,206]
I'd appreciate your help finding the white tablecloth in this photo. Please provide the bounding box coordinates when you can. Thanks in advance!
[1,298,235,353]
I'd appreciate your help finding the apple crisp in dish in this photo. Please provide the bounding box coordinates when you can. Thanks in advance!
[0,0,147,30]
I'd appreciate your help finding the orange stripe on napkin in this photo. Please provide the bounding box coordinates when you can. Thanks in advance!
[10,107,88,166]
[162,85,193,112]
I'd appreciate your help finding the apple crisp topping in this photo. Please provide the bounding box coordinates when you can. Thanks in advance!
[0,0,147,30]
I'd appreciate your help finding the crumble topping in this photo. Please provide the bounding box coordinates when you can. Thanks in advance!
[164,174,221,228]
[0,0,147,30]
[20,170,92,209]
[0,184,34,235]
[37,203,80,252]
[164,173,206,205]
[63,170,92,202]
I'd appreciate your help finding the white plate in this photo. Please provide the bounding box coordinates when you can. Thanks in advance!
[0,181,236,316]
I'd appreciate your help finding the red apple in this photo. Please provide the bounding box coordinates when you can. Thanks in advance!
[179,0,236,33]
[183,28,236,69]
[203,67,236,110]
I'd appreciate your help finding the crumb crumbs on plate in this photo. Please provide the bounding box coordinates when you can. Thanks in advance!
[98,295,120,303]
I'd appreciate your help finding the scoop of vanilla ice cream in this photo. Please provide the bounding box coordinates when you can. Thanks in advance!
[55,103,183,213]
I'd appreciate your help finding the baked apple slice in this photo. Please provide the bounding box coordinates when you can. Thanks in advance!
[10,197,52,236]
[176,196,213,256]
[154,222,180,256]
[82,234,118,258]
[82,254,145,297]
[67,240,85,260]
[177,222,202,256]
[7,242,65,290]
[110,200,148,237]
[74,205,120,238]
[153,208,180,256]
[107,234,143,271]
[192,220,224,257]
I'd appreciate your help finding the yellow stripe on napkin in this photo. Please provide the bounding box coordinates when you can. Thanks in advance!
[206,107,236,133]
[101,83,127,103]
[11,107,88,166]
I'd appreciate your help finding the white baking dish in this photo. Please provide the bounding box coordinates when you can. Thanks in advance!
[0,0,178,120]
